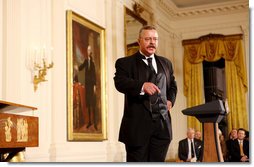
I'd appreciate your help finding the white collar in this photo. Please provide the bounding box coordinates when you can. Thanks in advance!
[238,139,243,143]
[139,50,155,59]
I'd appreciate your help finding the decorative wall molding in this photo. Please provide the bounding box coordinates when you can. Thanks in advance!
[48,142,108,162]
[125,0,154,25]
[66,0,106,28]
[106,142,126,162]
[179,21,247,39]
[240,24,249,38]
[158,0,248,19]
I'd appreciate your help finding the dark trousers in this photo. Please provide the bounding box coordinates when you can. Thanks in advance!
[125,118,171,162]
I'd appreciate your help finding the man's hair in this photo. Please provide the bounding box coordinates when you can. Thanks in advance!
[139,25,157,38]
[187,128,195,133]
[237,128,246,134]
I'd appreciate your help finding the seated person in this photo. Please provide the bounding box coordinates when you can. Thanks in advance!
[230,128,249,162]
[226,128,238,161]
[178,128,203,162]
[195,130,202,140]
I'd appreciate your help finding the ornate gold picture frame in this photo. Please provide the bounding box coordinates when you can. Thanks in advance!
[66,10,107,141]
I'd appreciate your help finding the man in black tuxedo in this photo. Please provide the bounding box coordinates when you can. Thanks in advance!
[114,25,177,162]
[178,128,203,162]
[230,128,249,162]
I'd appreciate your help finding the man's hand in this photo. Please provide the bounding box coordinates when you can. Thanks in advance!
[241,155,248,162]
[143,82,160,95]
[167,100,172,112]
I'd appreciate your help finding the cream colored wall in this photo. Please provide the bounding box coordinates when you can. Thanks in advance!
[0,0,249,162]
[1,0,54,161]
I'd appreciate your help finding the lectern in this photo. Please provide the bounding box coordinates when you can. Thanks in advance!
[182,100,226,162]
[0,100,38,162]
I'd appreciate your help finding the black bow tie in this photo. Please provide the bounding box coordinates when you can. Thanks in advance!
[140,54,146,60]
[140,54,152,60]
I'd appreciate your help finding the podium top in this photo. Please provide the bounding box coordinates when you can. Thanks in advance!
[0,100,37,113]
[182,100,225,116]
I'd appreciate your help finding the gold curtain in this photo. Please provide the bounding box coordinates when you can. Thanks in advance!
[183,34,248,133]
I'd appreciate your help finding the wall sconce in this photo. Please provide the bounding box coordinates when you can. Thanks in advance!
[27,47,54,92]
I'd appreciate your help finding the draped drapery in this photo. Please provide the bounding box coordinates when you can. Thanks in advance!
[183,34,248,133]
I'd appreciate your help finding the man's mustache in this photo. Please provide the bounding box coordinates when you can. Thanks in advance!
[147,45,156,49]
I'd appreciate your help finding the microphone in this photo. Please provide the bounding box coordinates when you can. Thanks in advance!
[211,91,223,100]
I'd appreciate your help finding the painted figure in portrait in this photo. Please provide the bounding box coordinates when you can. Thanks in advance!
[72,21,101,134]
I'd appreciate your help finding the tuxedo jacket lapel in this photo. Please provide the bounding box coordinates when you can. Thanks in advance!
[136,53,148,83]
[156,55,169,88]
[184,139,189,153]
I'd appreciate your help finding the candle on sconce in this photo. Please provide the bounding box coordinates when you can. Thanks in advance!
[51,47,54,64]
[26,48,32,70]
[42,46,46,65]
[34,48,38,65]
[39,48,43,66]
[30,48,35,70]
[27,46,54,92]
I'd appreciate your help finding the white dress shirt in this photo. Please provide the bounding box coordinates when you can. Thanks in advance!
[188,138,196,160]
[140,51,158,73]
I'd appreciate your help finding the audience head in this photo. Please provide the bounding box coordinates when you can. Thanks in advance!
[237,128,246,140]
[195,130,202,140]
[187,128,195,140]
[218,129,225,142]
[230,128,238,140]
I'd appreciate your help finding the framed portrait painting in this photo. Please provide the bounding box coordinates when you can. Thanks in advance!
[66,10,107,141]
